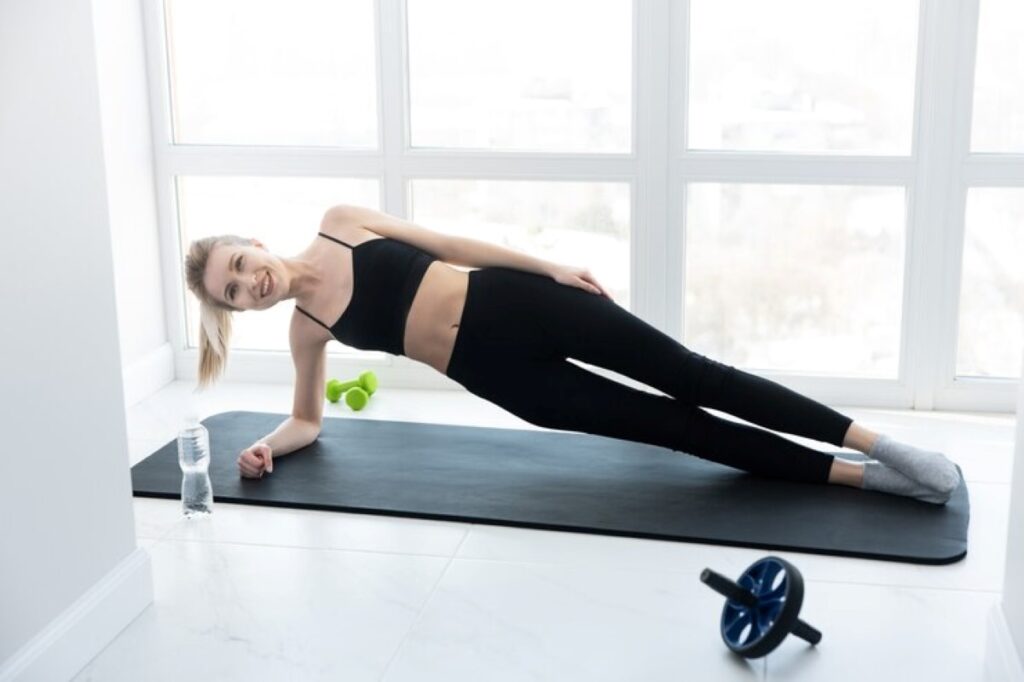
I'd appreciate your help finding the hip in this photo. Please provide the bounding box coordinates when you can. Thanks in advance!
[446,266,604,380]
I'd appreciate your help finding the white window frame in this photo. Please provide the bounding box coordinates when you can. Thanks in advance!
[141,0,1019,411]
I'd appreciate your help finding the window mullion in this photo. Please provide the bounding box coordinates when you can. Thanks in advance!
[378,0,406,217]
[636,0,673,334]
[906,0,980,409]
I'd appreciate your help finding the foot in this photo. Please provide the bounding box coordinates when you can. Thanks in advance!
[867,435,961,497]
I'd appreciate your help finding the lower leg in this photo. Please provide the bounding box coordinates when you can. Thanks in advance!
[827,457,865,487]
[691,355,857,448]
[826,422,879,488]
[841,421,880,453]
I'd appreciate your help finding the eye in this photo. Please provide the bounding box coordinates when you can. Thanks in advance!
[229,255,245,301]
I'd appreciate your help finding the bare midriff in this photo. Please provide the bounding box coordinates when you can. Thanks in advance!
[402,261,470,376]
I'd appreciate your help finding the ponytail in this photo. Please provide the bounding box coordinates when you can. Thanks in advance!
[196,302,234,390]
[184,234,251,391]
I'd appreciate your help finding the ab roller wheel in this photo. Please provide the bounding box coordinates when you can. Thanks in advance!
[700,555,821,659]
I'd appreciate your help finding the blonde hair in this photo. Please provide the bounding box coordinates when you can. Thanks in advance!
[184,235,253,391]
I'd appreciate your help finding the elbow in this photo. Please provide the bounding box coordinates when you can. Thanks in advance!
[291,415,322,441]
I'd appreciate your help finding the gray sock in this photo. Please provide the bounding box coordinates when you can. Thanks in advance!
[867,434,961,496]
[861,461,955,505]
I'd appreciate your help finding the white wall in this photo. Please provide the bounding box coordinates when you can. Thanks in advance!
[0,0,153,678]
[1001,344,1024,670]
[91,0,173,407]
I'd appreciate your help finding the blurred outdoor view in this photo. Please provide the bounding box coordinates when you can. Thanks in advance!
[166,0,1021,380]
[165,0,378,146]
[971,0,1024,152]
[960,189,1024,378]
[688,0,918,154]
[407,0,632,152]
[684,184,905,378]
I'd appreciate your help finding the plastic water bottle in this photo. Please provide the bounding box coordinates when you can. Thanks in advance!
[177,412,214,517]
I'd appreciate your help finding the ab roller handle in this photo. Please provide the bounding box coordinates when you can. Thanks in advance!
[700,555,822,659]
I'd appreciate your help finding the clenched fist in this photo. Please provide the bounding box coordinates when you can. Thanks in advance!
[238,442,273,479]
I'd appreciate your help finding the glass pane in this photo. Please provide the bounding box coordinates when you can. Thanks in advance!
[165,0,377,147]
[957,189,1024,378]
[408,179,632,308]
[684,183,906,377]
[688,0,918,154]
[178,176,380,353]
[971,0,1024,152]
[407,0,632,153]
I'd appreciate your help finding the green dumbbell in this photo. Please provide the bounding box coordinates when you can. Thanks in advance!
[325,371,378,411]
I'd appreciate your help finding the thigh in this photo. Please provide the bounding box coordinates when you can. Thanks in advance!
[530,276,728,404]
[460,355,692,450]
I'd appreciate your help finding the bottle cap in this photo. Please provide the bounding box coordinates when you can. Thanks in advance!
[183,405,201,426]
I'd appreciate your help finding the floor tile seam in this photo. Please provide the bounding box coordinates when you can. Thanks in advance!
[152,534,464,560]
[139,535,1009,599]
[377,527,472,680]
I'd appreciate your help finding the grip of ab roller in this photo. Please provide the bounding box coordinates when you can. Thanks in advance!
[699,568,758,609]
[791,619,822,645]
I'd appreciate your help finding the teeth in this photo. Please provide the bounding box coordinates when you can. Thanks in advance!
[261,273,269,297]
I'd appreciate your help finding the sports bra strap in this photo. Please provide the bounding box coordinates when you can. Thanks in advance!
[317,231,355,248]
[295,305,331,330]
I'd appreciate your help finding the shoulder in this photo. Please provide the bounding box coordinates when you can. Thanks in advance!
[318,206,380,245]
[320,204,453,259]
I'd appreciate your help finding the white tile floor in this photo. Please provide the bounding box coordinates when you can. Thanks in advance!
[73,380,1016,681]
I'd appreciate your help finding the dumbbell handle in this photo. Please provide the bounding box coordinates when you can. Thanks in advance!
[700,569,758,608]
[791,619,822,645]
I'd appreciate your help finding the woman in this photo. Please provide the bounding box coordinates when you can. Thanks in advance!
[184,204,961,504]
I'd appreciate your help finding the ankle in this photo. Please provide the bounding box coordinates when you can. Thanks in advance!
[828,458,866,487]
[842,422,881,454]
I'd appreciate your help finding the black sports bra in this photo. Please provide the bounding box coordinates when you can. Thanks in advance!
[295,232,437,356]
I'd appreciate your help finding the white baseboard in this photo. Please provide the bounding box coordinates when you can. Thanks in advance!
[987,602,1024,682]
[0,548,153,682]
[122,342,174,407]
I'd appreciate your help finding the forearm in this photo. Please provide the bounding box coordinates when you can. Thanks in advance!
[445,235,559,277]
[249,417,320,457]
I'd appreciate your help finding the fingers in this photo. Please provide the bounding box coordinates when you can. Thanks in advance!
[237,450,266,478]
[577,274,609,298]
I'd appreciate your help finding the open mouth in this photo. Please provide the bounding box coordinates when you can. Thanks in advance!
[260,272,273,298]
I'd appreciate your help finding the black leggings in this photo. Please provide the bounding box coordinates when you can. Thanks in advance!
[445,267,855,484]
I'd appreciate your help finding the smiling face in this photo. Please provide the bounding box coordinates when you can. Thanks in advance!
[203,239,282,312]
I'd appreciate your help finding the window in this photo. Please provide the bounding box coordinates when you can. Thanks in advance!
[148,0,1019,407]
[684,183,905,377]
[165,0,378,147]
[407,0,632,152]
[958,189,1024,378]
[687,0,918,154]
[970,0,1024,153]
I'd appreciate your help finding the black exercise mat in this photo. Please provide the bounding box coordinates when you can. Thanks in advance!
[132,410,970,564]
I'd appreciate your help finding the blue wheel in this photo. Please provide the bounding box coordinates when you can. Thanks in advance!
[700,555,821,659]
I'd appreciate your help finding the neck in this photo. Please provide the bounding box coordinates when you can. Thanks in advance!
[280,253,324,303]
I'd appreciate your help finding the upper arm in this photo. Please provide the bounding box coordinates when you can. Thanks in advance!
[289,313,326,431]
[323,204,456,262]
